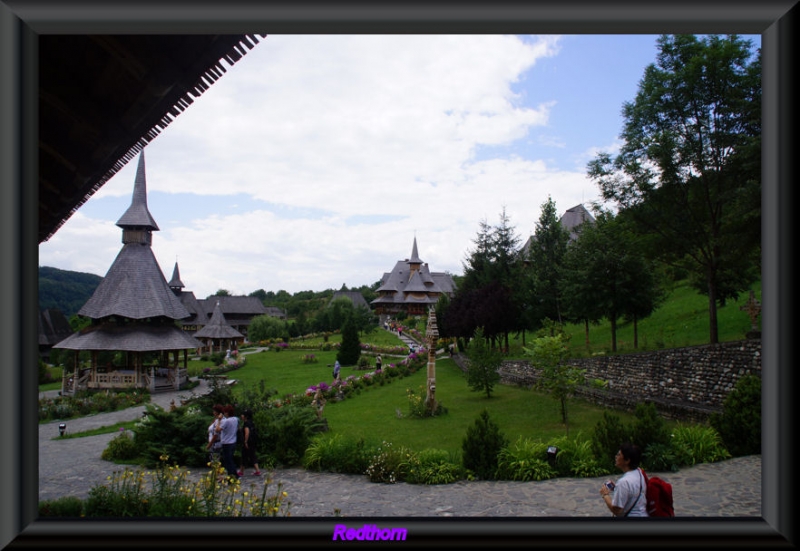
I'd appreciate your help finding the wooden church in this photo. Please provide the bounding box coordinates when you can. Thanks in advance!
[54,151,204,395]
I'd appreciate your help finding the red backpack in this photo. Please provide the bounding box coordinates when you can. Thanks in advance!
[640,469,675,517]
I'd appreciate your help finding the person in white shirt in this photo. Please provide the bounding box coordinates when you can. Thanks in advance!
[599,442,648,517]
[220,404,240,479]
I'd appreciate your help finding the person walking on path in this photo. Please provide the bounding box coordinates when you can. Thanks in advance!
[375,354,382,373]
[220,404,240,479]
[237,409,261,477]
[333,360,341,381]
[206,404,224,464]
[599,442,648,517]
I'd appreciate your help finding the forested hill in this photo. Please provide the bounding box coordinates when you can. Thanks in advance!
[39,266,102,318]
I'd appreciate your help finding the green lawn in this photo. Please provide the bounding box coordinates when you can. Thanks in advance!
[226,347,647,457]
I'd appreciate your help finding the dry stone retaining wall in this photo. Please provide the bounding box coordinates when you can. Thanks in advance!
[492,339,761,422]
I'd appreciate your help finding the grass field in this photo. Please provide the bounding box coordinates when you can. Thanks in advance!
[40,278,757,454]
[223,347,652,457]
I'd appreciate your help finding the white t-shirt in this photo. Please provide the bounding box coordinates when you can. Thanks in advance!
[220,415,239,445]
[612,468,648,517]
[208,419,222,449]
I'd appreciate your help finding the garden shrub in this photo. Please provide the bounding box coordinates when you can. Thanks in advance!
[101,428,139,461]
[81,459,292,518]
[556,434,611,477]
[406,449,463,485]
[591,411,631,470]
[84,468,149,517]
[302,433,372,474]
[669,423,731,466]
[365,441,411,483]
[255,403,317,467]
[710,374,761,457]
[38,389,150,422]
[631,401,671,452]
[39,358,51,385]
[496,436,557,481]
[544,433,610,478]
[132,404,210,468]
[642,441,680,472]
[39,496,85,517]
[461,409,508,480]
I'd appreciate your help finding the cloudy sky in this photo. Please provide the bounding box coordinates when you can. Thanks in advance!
[38,34,759,299]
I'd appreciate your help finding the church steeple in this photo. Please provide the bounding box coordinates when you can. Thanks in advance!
[409,237,422,276]
[168,261,185,293]
[116,151,159,244]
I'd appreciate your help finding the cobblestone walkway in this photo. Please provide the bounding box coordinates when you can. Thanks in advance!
[39,380,761,518]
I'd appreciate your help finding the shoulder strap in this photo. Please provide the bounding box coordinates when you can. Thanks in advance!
[623,469,646,517]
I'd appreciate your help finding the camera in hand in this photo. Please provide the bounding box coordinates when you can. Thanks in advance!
[604,480,615,491]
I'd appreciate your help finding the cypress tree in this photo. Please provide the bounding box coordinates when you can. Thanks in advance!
[336,316,361,366]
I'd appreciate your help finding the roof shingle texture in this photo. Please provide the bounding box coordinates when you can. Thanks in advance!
[78,243,191,320]
[55,323,203,351]
[194,301,244,339]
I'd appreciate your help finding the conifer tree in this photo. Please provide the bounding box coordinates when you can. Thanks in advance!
[336,316,361,366]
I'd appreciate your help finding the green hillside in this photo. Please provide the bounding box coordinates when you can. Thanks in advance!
[486,279,762,359]
[38,266,102,318]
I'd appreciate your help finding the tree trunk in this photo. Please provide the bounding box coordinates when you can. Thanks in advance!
[707,275,719,344]
[584,319,590,347]
[610,317,618,352]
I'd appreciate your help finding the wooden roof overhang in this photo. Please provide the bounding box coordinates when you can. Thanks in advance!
[38,34,265,244]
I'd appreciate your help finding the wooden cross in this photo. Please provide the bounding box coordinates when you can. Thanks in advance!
[740,290,761,331]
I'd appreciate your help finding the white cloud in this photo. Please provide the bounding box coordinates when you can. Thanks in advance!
[40,34,616,298]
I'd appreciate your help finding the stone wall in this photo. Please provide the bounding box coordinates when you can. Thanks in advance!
[490,339,761,422]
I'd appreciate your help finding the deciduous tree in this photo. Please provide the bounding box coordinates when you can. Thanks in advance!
[587,34,761,344]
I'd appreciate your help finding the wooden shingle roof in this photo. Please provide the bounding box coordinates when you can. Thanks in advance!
[330,291,370,310]
[55,322,204,352]
[38,34,266,244]
[38,308,73,347]
[198,296,268,317]
[194,301,243,339]
[77,152,190,321]
[78,242,191,320]
[371,238,456,307]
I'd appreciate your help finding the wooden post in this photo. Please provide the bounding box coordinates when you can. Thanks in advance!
[424,306,439,414]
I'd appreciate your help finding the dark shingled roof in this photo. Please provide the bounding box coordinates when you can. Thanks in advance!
[330,291,370,310]
[371,238,456,307]
[78,231,191,320]
[38,308,73,347]
[55,322,203,352]
[78,151,191,321]
[194,301,244,339]
[559,204,596,241]
[116,154,159,230]
[518,203,597,261]
[198,296,268,317]
[168,262,185,290]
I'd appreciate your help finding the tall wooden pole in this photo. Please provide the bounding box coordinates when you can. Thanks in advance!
[424,306,439,414]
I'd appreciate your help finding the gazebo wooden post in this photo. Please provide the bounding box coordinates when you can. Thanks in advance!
[91,350,98,390]
[72,351,79,394]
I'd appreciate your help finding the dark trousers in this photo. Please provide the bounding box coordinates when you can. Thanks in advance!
[221,443,238,478]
